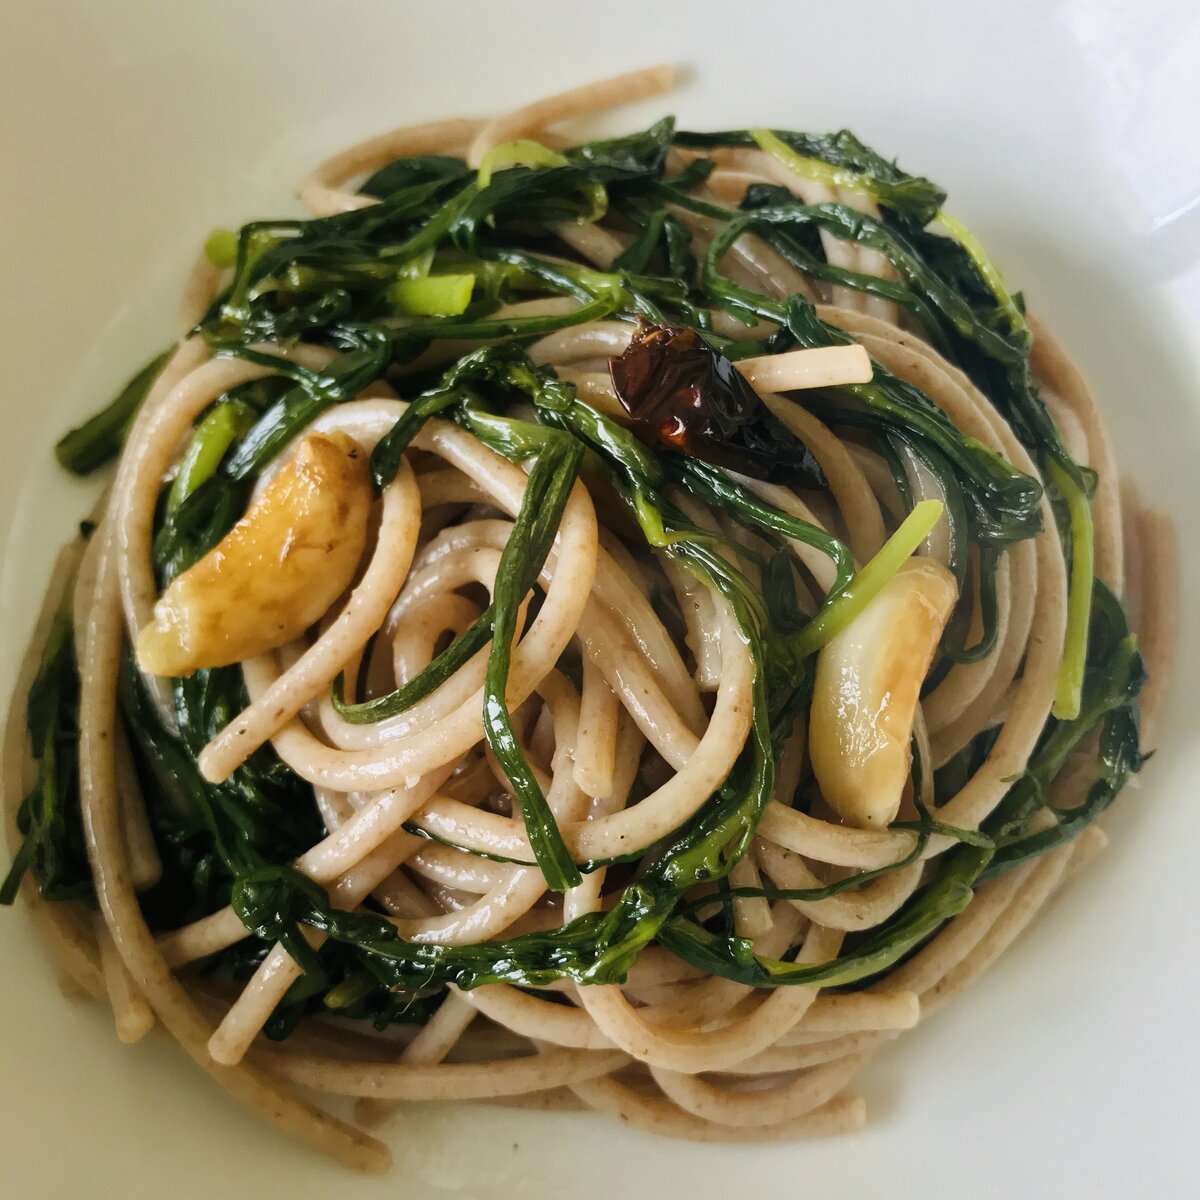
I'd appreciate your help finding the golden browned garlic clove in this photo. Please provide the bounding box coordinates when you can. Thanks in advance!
[809,556,958,830]
[136,431,372,677]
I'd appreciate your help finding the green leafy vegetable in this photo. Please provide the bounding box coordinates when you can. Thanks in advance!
[0,606,91,906]
[481,439,584,891]
[675,125,946,223]
[54,350,171,475]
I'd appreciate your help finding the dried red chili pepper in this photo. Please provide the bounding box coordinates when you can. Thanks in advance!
[608,321,825,487]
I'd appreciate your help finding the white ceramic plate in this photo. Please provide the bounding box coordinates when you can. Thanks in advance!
[2,2,1196,1197]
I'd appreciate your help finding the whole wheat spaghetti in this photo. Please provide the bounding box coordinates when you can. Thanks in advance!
[2,67,1177,1173]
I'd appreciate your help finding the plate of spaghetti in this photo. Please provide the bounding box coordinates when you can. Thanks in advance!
[1,4,1195,1198]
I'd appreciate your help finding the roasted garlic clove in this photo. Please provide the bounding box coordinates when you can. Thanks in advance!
[137,432,372,677]
[809,556,958,830]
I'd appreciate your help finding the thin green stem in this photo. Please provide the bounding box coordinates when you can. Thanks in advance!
[1047,458,1095,720]
[793,499,944,658]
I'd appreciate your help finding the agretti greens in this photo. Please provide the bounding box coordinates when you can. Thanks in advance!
[3,115,1144,1034]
